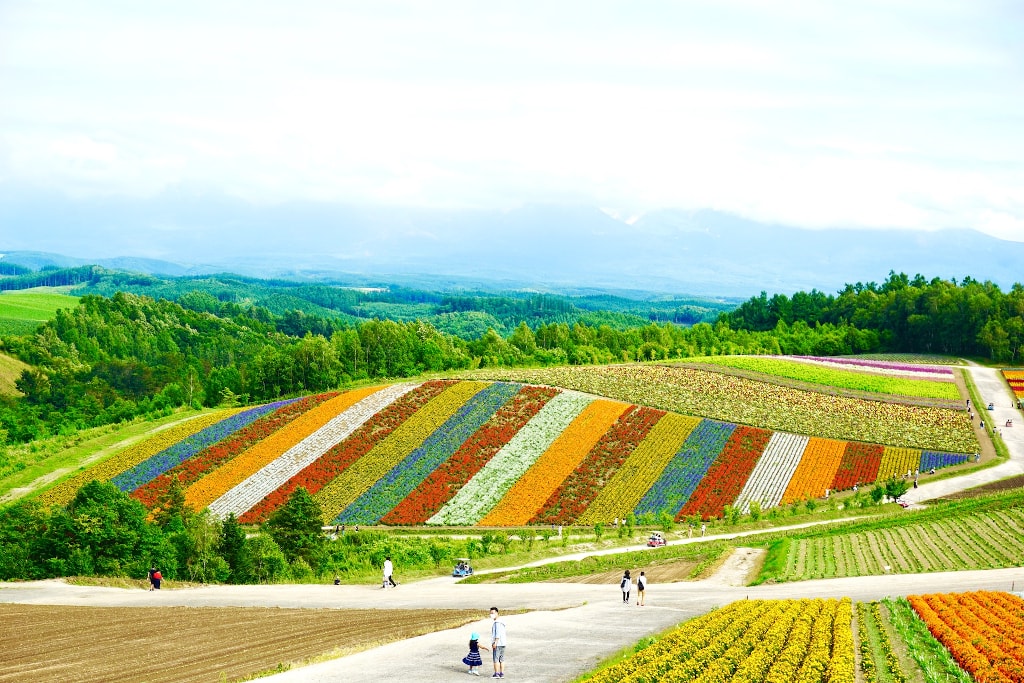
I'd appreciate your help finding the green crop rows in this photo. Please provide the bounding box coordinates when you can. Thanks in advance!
[777,507,1024,581]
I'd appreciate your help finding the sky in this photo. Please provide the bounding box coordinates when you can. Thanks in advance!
[2,0,1023,242]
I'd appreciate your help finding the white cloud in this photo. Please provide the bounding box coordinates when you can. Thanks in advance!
[0,0,1022,239]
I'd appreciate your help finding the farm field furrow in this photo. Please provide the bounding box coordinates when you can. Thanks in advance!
[779,508,1024,581]
[0,604,480,683]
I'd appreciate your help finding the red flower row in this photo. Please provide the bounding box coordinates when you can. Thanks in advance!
[531,405,664,525]
[238,381,454,523]
[678,425,771,520]
[382,385,557,524]
[830,441,883,491]
[132,393,337,508]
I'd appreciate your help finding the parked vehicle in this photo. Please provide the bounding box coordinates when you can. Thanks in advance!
[647,532,667,547]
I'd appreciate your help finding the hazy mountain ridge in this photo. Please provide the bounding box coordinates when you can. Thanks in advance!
[1,187,1021,296]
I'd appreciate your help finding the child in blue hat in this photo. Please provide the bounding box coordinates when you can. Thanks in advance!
[462,630,489,675]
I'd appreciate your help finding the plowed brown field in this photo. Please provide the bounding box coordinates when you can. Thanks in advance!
[0,605,479,683]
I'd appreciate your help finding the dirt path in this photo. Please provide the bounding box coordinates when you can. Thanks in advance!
[4,562,1023,683]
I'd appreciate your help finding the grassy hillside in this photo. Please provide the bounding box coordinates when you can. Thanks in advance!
[0,287,80,336]
[0,352,29,396]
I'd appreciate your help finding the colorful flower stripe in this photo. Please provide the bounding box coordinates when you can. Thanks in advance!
[794,356,954,375]
[830,441,883,491]
[781,437,846,504]
[580,413,701,524]
[39,409,242,508]
[679,425,771,520]
[336,382,520,525]
[909,592,1024,683]
[209,384,419,519]
[478,399,628,526]
[133,393,337,508]
[317,381,491,523]
[633,418,735,519]
[111,401,293,493]
[919,450,969,471]
[876,446,923,481]
[184,387,383,512]
[1004,370,1024,399]
[240,381,454,523]
[530,404,663,525]
[428,391,594,525]
[382,385,557,525]
[734,431,809,514]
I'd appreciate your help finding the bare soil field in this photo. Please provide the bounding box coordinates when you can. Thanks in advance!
[0,605,480,683]
[940,473,1024,498]
[543,557,699,584]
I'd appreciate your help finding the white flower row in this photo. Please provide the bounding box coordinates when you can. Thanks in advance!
[208,383,419,519]
[427,391,592,526]
[734,431,808,514]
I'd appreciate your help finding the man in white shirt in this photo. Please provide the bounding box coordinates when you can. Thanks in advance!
[489,606,507,678]
[382,557,397,588]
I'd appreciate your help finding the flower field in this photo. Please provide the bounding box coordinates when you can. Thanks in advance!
[908,592,1024,683]
[584,598,853,683]
[474,365,976,452]
[1004,370,1024,399]
[38,379,973,526]
[694,355,958,399]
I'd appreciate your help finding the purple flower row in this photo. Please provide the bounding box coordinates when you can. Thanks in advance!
[633,419,736,518]
[335,382,522,524]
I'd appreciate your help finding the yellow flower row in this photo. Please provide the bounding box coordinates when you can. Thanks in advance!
[877,446,923,481]
[578,413,700,524]
[314,381,489,522]
[184,387,382,511]
[827,599,855,683]
[38,409,243,508]
[479,399,627,526]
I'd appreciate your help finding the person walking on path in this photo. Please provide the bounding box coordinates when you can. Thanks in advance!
[382,557,397,588]
[636,571,647,606]
[149,568,162,590]
[620,570,632,604]
[489,607,506,679]
[462,631,489,675]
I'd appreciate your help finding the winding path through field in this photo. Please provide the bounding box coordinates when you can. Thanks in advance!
[903,365,1024,504]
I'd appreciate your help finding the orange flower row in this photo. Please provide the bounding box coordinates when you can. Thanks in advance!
[909,592,1024,683]
[779,437,845,504]
[478,399,628,526]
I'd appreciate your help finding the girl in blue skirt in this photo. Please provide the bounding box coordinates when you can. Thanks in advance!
[462,631,489,675]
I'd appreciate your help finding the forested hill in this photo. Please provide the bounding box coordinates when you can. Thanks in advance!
[724,272,1024,362]
[0,263,735,335]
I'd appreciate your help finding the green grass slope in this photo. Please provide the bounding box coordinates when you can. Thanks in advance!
[0,288,80,336]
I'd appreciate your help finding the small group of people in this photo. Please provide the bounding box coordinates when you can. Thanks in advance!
[147,567,162,591]
[619,569,648,606]
[462,607,507,677]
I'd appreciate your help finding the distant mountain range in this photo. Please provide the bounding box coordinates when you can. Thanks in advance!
[1,186,1022,296]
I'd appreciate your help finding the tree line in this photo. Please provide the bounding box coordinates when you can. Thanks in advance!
[723,271,1024,362]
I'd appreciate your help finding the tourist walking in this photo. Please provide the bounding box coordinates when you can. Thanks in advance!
[462,630,489,675]
[149,567,162,590]
[620,570,632,603]
[636,571,647,606]
[489,607,507,678]
[382,557,397,588]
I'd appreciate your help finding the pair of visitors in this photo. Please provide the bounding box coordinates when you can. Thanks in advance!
[619,570,648,605]
[461,607,506,677]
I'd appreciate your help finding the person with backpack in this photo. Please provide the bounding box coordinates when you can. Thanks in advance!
[636,571,647,606]
[619,570,632,604]
[150,568,162,590]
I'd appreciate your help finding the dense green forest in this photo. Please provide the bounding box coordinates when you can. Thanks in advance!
[724,271,1024,362]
